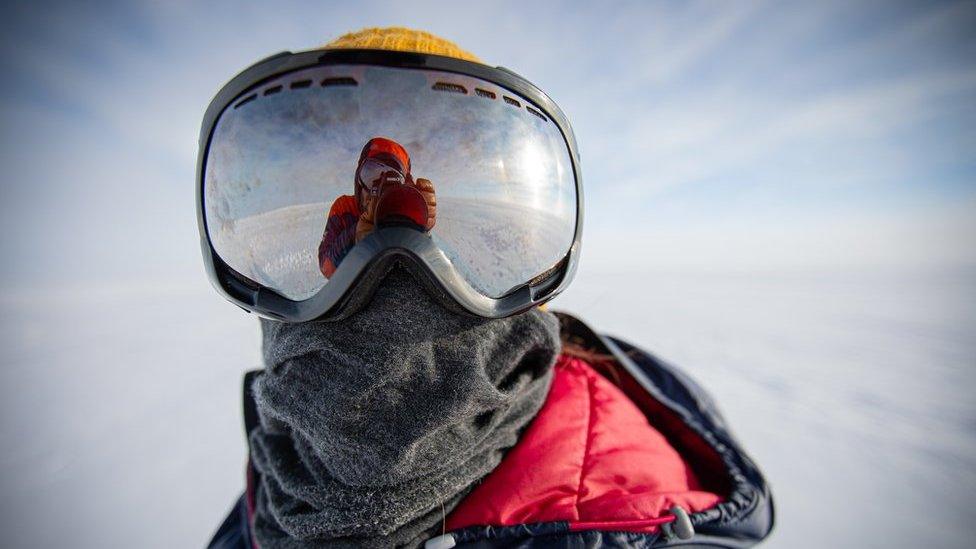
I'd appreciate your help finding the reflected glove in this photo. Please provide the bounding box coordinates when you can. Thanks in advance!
[355,196,377,243]
[415,178,437,231]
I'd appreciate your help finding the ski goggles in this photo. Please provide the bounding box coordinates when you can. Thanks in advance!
[197,49,583,321]
[357,158,408,196]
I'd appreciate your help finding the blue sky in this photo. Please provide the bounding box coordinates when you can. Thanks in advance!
[0,0,974,289]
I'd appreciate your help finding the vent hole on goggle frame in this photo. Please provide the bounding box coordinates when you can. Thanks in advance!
[432,82,467,94]
[234,93,257,109]
[526,106,547,122]
[475,88,496,99]
[232,74,548,127]
[321,77,358,87]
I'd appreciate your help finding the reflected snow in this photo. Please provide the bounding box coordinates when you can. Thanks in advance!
[210,196,570,301]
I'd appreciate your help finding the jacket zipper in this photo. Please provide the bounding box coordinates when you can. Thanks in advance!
[660,505,695,541]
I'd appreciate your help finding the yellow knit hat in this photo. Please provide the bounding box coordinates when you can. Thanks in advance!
[323,27,482,64]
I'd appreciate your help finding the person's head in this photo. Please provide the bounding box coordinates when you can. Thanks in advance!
[354,136,411,210]
[198,27,582,321]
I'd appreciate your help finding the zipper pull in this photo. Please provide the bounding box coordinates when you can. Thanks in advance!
[662,506,695,541]
[425,533,456,549]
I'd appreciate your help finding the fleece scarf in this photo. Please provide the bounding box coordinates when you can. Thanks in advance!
[248,268,561,548]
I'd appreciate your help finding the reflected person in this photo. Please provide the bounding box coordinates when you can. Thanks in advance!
[318,137,437,278]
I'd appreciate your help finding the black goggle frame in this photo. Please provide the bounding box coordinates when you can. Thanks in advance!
[197,48,584,321]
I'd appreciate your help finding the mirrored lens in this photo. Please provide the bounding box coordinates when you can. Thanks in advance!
[204,64,577,301]
[358,159,405,194]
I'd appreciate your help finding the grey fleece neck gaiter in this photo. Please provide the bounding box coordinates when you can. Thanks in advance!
[248,268,561,549]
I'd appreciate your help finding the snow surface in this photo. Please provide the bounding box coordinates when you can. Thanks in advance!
[209,196,572,300]
[1,267,974,548]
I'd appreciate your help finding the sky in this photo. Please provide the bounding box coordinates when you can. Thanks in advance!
[0,1,975,548]
[0,0,974,292]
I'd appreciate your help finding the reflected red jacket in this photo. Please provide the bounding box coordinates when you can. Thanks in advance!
[208,313,774,548]
[318,195,361,278]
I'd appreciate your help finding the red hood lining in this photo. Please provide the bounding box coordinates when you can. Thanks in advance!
[444,355,725,534]
[587,355,732,495]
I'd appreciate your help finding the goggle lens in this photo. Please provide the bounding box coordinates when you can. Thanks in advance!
[203,64,577,302]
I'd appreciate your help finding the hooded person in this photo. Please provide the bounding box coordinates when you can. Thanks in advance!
[202,27,774,549]
[318,137,437,278]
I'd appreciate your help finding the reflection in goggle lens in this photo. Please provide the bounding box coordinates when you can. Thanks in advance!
[358,158,406,195]
[204,65,576,301]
